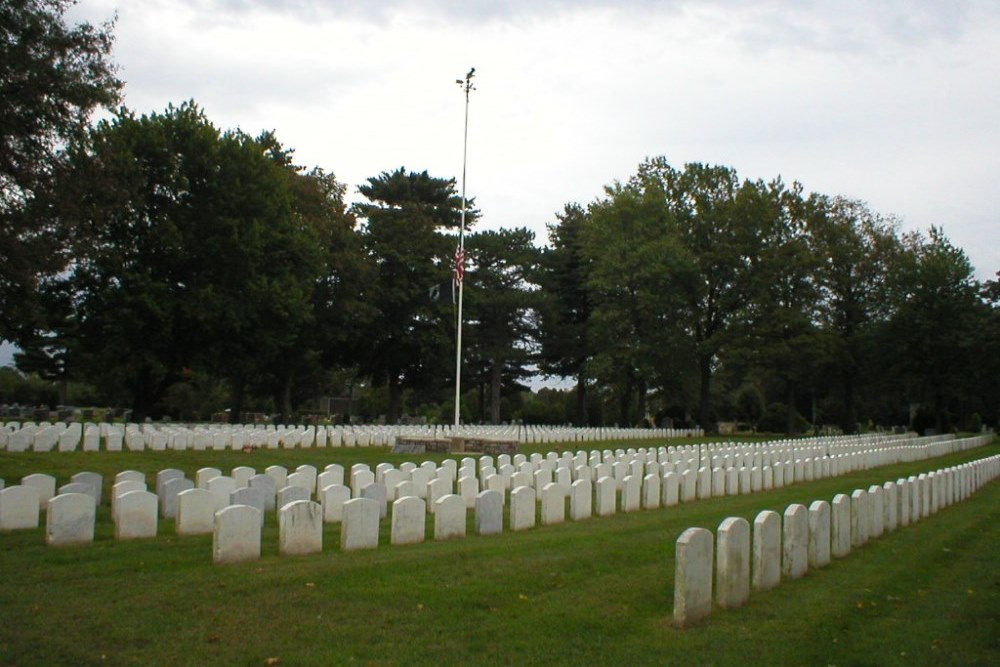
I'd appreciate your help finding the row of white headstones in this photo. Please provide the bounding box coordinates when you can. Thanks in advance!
[0,421,701,452]
[0,434,991,563]
[672,449,1000,627]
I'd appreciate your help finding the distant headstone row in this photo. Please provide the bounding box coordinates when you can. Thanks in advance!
[0,422,704,453]
[1,434,990,564]
[672,446,1000,627]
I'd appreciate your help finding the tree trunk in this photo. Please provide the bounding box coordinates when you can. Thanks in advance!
[618,371,633,426]
[785,379,797,434]
[387,372,402,424]
[637,377,647,427]
[574,377,587,426]
[230,375,245,424]
[697,353,713,433]
[281,376,293,422]
[490,356,502,424]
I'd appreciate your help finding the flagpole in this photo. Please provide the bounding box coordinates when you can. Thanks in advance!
[454,67,474,427]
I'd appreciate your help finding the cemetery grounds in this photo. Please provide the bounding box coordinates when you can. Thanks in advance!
[0,436,997,666]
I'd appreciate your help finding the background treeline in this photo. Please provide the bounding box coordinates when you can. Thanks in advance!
[2,2,997,433]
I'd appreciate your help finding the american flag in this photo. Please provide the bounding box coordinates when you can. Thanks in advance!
[454,245,467,283]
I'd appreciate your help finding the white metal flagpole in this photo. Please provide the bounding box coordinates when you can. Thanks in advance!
[454,67,474,427]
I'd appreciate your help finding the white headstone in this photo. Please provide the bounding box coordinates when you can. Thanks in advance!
[433,494,466,540]
[570,479,592,520]
[340,498,380,551]
[674,527,714,627]
[475,490,503,535]
[213,505,261,564]
[321,484,351,523]
[115,490,158,539]
[595,476,616,517]
[176,488,215,535]
[279,500,323,555]
[390,496,426,545]
[509,485,536,532]
[807,500,831,569]
[830,494,851,558]
[161,477,194,519]
[752,510,781,592]
[716,517,750,609]
[782,504,808,580]
[46,493,96,546]
[21,473,56,510]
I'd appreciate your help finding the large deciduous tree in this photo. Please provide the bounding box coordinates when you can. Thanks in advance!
[0,0,121,340]
[30,103,329,420]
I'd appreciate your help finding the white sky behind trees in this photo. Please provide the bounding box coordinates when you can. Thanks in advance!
[63,0,999,280]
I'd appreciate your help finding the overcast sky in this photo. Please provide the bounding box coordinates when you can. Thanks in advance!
[62,0,998,281]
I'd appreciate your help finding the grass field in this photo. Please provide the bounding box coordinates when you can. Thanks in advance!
[1,439,998,666]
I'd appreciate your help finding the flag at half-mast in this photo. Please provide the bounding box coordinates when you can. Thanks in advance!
[454,245,467,283]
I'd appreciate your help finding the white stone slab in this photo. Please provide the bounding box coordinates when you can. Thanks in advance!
[475,490,503,535]
[213,504,261,564]
[674,527,714,627]
[341,498,380,551]
[21,473,56,510]
[831,494,851,559]
[807,500,831,569]
[433,494,466,540]
[279,500,323,555]
[570,479,592,520]
[509,485,536,532]
[782,504,808,580]
[176,488,215,535]
[391,496,426,545]
[716,517,750,609]
[46,493,96,546]
[851,489,868,547]
[115,490,158,539]
[752,510,781,592]
[595,476,617,517]
[321,484,351,523]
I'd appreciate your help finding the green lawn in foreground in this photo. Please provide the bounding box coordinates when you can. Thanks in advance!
[0,440,997,666]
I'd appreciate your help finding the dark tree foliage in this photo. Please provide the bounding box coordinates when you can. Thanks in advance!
[0,0,121,340]
[353,167,475,423]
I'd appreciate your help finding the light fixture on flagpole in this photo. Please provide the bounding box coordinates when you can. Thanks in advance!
[454,67,474,427]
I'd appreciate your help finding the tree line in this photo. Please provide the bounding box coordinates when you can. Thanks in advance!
[2,1,997,432]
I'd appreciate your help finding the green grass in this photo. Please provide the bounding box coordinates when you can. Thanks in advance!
[1,440,998,666]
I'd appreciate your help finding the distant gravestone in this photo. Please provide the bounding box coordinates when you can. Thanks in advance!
[475,490,503,536]
[249,475,277,512]
[433,494,466,540]
[595,476,616,517]
[279,500,323,556]
[570,479,592,520]
[851,489,869,547]
[830,494,851,558]
[207,476,237,512]
[21,473,56,510]
[46,493,95,546]
[195,467,222,489]
[161,477,194,519]
[807,500,831,569]
[340,498,380,551]
[115,490,158,539]
[176,488,215,535]
[265,465,288,491]
[0,485,40,530]
[509,485,536,532]
[716,517,750,609]
[752,510,781,592]
[231,466,256,489]
[230,487,266,526]
[213,505,261,564]
[156,469,185,499]
[782,504,808,580]
[674,527,714,627]
[71,472,103,505]
[277,485,310,511]
[321,484,351,523]
[391,496,426,545]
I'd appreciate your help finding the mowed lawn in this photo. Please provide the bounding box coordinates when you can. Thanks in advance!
[1,439,997,666]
